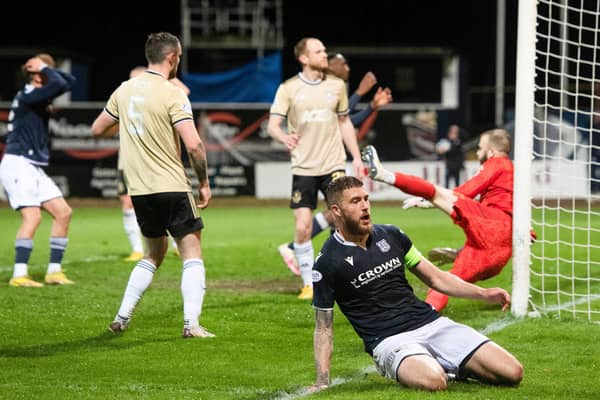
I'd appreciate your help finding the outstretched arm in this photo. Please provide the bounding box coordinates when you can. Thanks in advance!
[310,308,334,392]
[411,258,511,311]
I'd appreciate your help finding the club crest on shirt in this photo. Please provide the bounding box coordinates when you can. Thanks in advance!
[312,270,323,283]
[376,239,391,252]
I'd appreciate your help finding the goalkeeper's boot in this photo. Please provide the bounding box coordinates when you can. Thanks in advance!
[108,315,130,333]
[44,271,75,285]
[278,243,300,276]
[427,247,459,266]
[124,251,144,262]
[361,145,386,182]
[298,285,313,300]
[182,325,215,338]
[9,276,44,287]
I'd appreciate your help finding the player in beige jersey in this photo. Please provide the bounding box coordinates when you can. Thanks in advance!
[91,32,214,338]
[267,37,365,300]
[116,66,190,262]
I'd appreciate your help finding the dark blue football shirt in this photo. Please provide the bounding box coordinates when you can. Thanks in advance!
[313,224,439,355]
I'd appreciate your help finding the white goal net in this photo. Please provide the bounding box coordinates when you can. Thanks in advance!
[513,0,600,321]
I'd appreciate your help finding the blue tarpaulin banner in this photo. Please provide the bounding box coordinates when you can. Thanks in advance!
[183,52,281,103]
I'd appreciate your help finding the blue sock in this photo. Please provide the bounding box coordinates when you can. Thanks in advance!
[15,239,33,264]
[50,237,69,264]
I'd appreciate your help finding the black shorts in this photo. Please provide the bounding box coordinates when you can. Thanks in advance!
[290,170,346,209]
[117,170,127,196]
[131,192,204,238]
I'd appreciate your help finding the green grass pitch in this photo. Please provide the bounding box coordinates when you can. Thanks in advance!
[0,200,598,399]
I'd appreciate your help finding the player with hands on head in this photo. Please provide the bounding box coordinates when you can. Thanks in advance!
[0,53,76,287]
[310,176,522,392]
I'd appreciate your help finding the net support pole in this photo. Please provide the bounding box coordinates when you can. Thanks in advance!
[512,0,537,317]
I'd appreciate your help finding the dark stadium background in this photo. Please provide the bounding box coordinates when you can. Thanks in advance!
[0,0,518,134]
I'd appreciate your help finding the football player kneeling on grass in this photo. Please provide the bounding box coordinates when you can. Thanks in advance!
[309,176,522,392]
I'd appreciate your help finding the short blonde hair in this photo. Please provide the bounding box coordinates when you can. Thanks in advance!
[36,53,56,68]
[293,37,319,63]
[481,129,511,153]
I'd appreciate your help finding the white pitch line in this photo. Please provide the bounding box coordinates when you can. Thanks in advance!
[0,255,119,275]
[543,294,600,312]
[270,366,377,400]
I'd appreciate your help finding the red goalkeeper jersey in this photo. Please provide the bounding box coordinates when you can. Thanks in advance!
[454,156,513,215]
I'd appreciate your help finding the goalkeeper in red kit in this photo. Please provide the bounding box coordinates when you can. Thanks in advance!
[362,129,514,312]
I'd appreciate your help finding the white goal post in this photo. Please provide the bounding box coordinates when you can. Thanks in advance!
[512,0,600,321]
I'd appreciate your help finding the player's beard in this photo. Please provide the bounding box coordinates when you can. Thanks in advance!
[343,214,372,237]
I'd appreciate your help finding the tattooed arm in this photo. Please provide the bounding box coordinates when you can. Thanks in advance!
[176,120,211,209]
[310,308,334,392]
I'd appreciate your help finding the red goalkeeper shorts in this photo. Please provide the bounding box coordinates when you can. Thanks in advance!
[449,196,512,282]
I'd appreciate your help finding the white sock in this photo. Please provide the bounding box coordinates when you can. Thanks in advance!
[382,169,396,185]
[116,260,156,321]
[13,263,27,279]
[294,241,314,287]
[47,263,61,274]
[314,212,330,230]
[181,258,206,327]
[123,208,143,253]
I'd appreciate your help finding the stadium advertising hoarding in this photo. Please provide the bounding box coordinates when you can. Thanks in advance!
[0,105,259,198]
[1,104,589,199]
[0,104,429,199]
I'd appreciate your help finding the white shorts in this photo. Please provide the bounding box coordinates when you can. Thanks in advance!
[0,154,63,210]
[372,317,489,380]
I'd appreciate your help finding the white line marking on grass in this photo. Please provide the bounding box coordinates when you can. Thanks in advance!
[63,255,120,264]
[544,295,600,312]
[271,366,376,400]
[0,265,13,273]
[0,255,118,275]
[480,316,519,335]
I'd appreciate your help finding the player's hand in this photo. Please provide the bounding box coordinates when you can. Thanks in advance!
[402,197,433,209]
[483,287,511,312]
[353,158,366,179]
[306,383,329,393]
[371,87,392,109]
[286,133,300,152]
[197,183,211,209]
[356,72,377,96]
[24,57,46,73]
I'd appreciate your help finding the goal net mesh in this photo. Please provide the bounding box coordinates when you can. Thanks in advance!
[529,0,600,321]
